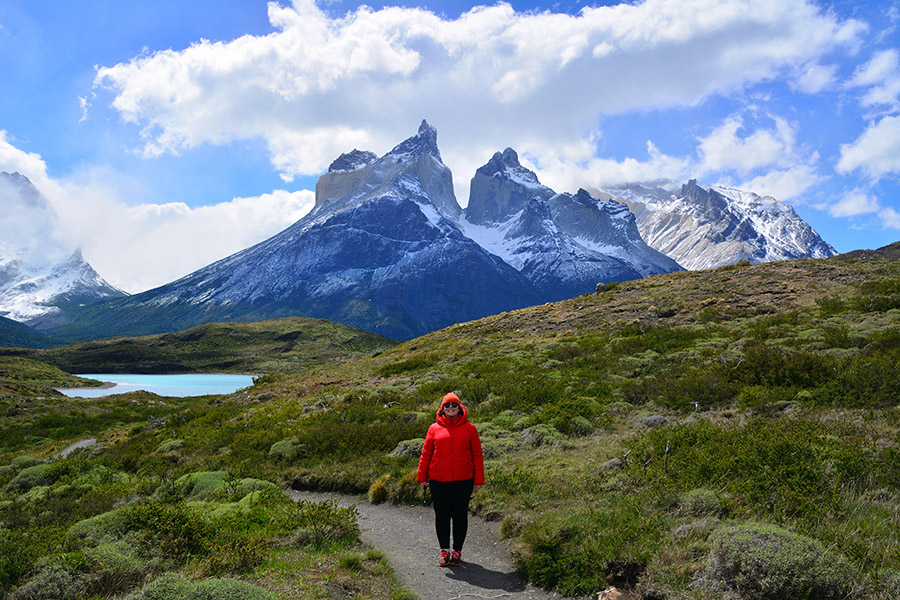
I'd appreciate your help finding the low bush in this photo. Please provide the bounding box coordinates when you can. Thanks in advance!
[4,464,52,493]
[679,489,724,518]
[368,474,390,504]
[704,521,857,599]
[268,436,304,463]
[8,563,87,600]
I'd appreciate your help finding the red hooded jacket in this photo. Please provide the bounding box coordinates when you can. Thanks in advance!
[417,393,485,485]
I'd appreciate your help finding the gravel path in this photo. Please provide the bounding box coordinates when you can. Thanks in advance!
[287,489,582,600]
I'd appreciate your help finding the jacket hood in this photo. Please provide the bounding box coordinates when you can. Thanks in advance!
[436,392,468,424]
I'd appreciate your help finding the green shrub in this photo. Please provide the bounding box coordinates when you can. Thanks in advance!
[368,474,390,504]
[68,509,130,546]
[515,501,662,596]
[267,437,304,463]
[200,536,268,576]
[9,563,87,600]
[284,499,359,547]
[4,464,52,493]
[120,502,213,561]
[387,438,423,459]
[83,537,150,595]
[705,522,857,600]
[9,456,43,470]
[154,439,183,454]
[679,489,724,518]
[391,471,422,505]
[520,424,566,447]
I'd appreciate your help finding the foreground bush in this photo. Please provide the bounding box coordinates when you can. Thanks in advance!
[703,522,857,599]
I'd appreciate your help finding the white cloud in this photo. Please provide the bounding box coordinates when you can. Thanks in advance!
[0,130,51,187]
[829,188,880,217]
[2,131,314,292]
[794,62,838,93]
[60,188,316,293]
[837,114,900,179]
[880,206,900,229]
[696,115,798,175]
[847,49,900,109]
[93,0,864,190]
[738,165,820,201]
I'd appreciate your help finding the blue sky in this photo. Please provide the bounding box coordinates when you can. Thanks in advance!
[1,0,898,293]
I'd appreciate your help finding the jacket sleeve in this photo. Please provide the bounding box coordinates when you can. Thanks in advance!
[470,426,485,486]
[417,426,436,483]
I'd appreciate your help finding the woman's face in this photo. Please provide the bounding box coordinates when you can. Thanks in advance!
[443,402,460,416]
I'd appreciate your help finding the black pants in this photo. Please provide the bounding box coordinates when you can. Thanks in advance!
[429,479,474,552]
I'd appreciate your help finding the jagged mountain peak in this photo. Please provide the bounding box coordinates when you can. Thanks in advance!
[608,178,836,270]
[386,119,441,162]
[328,149,378,173]
[466,148,552,225]
[314,121,459,219]
[477,147,544,188]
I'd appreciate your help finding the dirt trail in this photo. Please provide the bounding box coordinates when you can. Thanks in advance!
[287,489,582,600]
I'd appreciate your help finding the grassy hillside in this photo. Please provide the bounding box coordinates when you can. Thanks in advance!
[2,316,397,375]
[0,315,55,349]
[1,253,899,599]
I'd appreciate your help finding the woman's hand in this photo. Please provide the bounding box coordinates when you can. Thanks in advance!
[474,484,482,493]
[421,481,428,490]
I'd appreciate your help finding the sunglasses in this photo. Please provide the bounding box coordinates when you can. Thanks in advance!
[444,403,460,409]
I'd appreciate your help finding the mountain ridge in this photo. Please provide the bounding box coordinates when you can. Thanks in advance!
[2,123,838,343]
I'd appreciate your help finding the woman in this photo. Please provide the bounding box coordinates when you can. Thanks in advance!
[418,392,485,567]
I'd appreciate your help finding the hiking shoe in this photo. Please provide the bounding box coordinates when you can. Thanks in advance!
[449,550,462,566]
[439,550,451,567]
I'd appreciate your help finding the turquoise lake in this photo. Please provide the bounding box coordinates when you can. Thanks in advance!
[57,374,255,398]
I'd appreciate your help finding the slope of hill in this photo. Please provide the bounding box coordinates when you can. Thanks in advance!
[2,248,899,599]
[7,317,397,376]
[0,315,56,349]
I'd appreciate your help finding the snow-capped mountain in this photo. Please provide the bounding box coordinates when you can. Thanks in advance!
[52,122,682,342]
[606,179,837,270]
[0,172,124,329]
[462,148,682,300]
[57,122,544,340]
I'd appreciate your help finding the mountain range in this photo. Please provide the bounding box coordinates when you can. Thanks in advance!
[1,121,836,342]
[0,172,124,330]
[603,179,837,270]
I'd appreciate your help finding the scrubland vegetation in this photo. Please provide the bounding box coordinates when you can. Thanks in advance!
[1,254,899,599]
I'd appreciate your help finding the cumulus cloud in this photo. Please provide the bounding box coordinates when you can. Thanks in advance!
[826,188,900,231]
[0,130,51,187]
[847,48,900,109]
[879,206,900,229]
[93,0,863,195]
[58,189,315,293]
[2,132,315,292]
[829,188,881,217]
[696,115,799,175]
[738,165,820,201]
[794,62,838,93]
[837,114,900,179]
